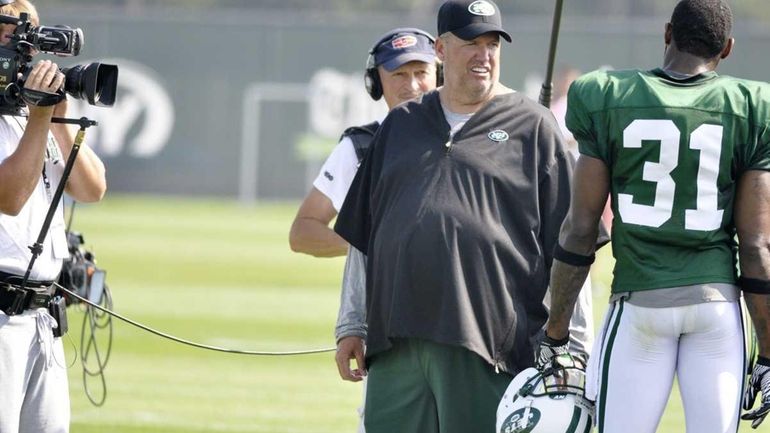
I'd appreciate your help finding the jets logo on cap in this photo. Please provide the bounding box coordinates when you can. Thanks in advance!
[392,35,418,49]
[468,0,496,16]
[488,130,509,142]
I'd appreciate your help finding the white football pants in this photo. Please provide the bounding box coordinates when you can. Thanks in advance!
[587,299,745,433]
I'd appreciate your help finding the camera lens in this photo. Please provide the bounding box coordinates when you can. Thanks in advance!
[61,62,118,106]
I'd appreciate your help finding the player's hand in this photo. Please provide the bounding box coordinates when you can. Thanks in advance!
[743,356,770,429]
[335,336,366,382]
[535,331,570,370]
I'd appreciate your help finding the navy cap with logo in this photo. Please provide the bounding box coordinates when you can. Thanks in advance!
[438,0,512,43]
[371,28,437,72]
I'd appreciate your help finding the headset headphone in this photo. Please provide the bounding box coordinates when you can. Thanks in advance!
[364,28,444,101]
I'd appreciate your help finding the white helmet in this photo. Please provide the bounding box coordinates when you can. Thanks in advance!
[496,354,593,433]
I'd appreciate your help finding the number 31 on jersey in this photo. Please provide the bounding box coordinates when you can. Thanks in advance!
[618,119,724,231]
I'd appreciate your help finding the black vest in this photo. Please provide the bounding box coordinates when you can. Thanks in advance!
[340,121,379,162]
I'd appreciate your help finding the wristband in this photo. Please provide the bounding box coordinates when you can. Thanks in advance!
[554,244,595,267]
[739,277,770,295]
[543,330,570,346]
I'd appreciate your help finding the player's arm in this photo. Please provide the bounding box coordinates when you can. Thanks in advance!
[736,170,770,358]
[735,169,770,428]
[545,155,610,342]
[289,187,348,257]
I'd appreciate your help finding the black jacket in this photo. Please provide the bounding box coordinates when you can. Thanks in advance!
[335,90,576,375]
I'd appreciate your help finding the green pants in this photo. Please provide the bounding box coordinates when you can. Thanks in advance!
[364,338,513,433]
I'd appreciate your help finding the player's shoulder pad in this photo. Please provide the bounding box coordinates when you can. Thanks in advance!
[569,69,644,113]
[720,75,770,121]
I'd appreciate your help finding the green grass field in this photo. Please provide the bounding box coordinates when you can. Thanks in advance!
[62,195,756,432]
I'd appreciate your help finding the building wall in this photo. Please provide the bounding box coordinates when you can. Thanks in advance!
[38,6,770,200]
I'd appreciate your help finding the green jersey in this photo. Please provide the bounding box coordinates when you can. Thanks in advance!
[567,68,770,293]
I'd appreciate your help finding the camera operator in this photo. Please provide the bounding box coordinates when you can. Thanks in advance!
[0,1,107,432]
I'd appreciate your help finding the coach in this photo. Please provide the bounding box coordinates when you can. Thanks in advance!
[334,0,582,431]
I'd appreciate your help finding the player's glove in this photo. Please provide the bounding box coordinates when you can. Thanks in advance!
[743,356,770,429]
[536,331,570,370]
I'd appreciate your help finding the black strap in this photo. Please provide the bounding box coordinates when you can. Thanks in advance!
[20,88,65,107]
[0,270,54,287]
[341,121,379,162]
[739,277,770,295]
[553,244,595,267]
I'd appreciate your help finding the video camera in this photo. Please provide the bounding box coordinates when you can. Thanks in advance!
[58,231,106,306]
[0,12,118,115]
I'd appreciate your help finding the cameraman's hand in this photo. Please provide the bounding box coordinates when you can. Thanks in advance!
[25,60,64,93]
[24,60,64,113]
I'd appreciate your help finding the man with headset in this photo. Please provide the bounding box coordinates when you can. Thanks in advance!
[289,28,439,257]
[289,28,440,432]
[0,0,107,432]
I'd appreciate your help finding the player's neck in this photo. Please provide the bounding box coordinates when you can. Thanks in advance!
[662,46,719,77]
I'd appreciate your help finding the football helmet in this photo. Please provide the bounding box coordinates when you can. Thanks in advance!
[496,354,594,433]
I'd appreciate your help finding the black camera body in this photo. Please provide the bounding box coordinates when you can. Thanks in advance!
[58,231,106,306]
[0,12,118,115]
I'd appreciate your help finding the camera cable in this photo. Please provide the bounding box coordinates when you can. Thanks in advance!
[54,282,336,356]
[77,284,113,406]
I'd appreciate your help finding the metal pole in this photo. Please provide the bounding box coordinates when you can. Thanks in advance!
[539,0,565,108]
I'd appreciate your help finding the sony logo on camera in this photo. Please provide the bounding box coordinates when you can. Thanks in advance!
[0,12,118,115]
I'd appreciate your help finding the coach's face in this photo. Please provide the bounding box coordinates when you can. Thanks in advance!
[437,32,500,105]
[378,60,437,110]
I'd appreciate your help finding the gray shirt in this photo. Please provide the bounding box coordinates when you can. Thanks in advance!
[335,246,367,342]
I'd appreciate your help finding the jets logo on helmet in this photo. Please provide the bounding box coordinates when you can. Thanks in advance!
[496,355,594,433]
[468,0,496,16]
[500,407,541,433]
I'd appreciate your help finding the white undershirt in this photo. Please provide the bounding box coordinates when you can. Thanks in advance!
[441,103,475,138]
